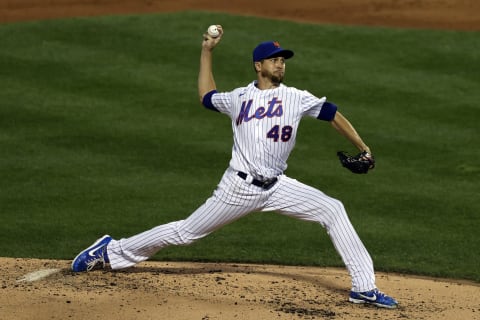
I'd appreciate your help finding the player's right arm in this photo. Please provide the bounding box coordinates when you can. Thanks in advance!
[198,25,223,102]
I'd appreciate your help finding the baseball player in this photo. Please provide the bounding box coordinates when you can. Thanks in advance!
[72,25,398,308]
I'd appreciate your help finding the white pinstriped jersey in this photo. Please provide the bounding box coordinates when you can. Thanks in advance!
[211,81,329,179]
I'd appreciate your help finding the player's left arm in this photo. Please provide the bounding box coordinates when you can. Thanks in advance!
[330,111,371,154]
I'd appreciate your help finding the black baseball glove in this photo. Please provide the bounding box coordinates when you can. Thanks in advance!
[337,151,375,174]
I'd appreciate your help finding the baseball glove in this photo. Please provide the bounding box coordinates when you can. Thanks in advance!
[337,151,375,174]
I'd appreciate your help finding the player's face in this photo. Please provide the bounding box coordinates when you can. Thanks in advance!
[259,57,286,84]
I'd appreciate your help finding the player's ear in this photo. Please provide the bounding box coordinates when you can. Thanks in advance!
[254,61,262,72]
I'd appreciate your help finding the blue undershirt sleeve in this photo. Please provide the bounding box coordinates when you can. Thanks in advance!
[202,90,220,112]
[317,101,337,121]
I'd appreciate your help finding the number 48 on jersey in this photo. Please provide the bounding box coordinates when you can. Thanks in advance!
[267,125,293,142]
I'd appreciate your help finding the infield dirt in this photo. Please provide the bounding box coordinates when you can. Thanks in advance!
[1,1,479,319]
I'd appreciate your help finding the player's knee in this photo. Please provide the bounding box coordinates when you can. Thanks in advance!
[174,222,204,246]
[329,198,347,217]
[178,236,196,246]
[335,199,346,212]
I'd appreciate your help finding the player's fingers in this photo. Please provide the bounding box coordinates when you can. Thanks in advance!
[202,34,222,50]
[362,156,375,169]
[202,33,216,46]
[360,151,373,161]
[203,32,221,41]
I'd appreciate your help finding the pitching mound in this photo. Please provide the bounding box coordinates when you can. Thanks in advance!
[3,257,479,319]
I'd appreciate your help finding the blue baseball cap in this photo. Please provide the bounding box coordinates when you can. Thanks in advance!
[252,41,294,62]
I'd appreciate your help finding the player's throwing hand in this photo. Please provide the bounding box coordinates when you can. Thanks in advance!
[202,24,223,50]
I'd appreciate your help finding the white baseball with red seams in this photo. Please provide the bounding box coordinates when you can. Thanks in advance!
[207,25,220,38]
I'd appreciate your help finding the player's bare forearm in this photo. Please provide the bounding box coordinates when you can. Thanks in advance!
[331,111,371,154]
[198,25,223,102]
[198,48,216,101]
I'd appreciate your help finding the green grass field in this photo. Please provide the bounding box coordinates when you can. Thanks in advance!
[0,12,478,281]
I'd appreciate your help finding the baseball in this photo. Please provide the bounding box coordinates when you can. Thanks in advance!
[207,25,220,38]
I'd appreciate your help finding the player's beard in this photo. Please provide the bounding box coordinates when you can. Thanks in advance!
[262,69,284,86]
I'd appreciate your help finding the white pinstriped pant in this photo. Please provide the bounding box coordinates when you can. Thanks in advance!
[107,168,376,292]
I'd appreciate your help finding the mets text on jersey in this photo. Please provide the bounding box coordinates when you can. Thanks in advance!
[236,97,283,125]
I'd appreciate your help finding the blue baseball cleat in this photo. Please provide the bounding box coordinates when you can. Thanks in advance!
[349,288,398,309]
[71,235,112,272]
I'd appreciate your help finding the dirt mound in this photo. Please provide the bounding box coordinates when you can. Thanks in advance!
[4,258,479,319]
